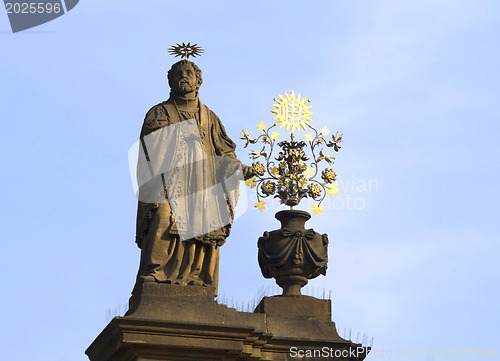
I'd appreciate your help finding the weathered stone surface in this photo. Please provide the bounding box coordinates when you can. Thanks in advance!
[125,283,265,330]
[126,282,216,319]
[86,284,369,361]
[254,296,332,321]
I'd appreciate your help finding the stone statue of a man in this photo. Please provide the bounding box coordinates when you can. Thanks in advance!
[134,60,253,294]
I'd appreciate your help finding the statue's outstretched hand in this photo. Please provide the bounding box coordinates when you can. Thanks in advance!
[242,164,256,180]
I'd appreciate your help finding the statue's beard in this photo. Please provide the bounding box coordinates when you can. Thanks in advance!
[176,81,197,94]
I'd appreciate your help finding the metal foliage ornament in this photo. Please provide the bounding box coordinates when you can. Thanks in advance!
[241,91,342,215]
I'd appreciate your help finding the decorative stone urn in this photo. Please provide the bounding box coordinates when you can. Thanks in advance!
[258,210,328,296]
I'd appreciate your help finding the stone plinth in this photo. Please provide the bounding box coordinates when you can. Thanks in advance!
[254,295,332,320]
[86,283,369,361]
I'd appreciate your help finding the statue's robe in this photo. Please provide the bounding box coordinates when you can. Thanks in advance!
[135,93,248,293]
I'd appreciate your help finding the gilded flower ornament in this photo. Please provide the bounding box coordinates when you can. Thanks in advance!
[252,161,266,176]
[241,92,343,214]
[261,181,276,196]
[321,169,337,183]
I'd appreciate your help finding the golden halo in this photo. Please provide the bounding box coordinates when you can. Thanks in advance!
[168,43,204,60]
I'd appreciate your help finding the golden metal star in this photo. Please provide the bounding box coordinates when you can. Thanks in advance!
[168,43,204,60]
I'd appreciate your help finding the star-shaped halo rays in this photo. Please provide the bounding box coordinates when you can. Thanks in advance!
[168,43,204,60]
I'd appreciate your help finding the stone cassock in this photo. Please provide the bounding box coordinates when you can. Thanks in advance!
[134,60,253,294]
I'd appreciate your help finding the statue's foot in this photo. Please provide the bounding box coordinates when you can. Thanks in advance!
[140,275,156,283]
[188,279,205,286]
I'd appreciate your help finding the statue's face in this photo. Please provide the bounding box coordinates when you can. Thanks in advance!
[169,63,198,95]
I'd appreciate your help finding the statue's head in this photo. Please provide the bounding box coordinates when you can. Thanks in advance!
[167,60,203,96]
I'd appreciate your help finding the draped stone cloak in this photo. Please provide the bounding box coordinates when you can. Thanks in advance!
[134,95,247,290]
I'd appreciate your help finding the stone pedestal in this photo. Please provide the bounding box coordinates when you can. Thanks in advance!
[86,283,369,361]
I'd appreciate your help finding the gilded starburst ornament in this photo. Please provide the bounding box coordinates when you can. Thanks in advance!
[168,43,204,60]
[271,91,314,133]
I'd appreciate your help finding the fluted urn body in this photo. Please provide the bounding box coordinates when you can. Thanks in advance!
[257,210,329,296]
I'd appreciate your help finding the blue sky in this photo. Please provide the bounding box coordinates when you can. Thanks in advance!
[1,1,499,360]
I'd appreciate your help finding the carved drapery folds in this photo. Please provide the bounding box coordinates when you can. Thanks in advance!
[257,210,328,296]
